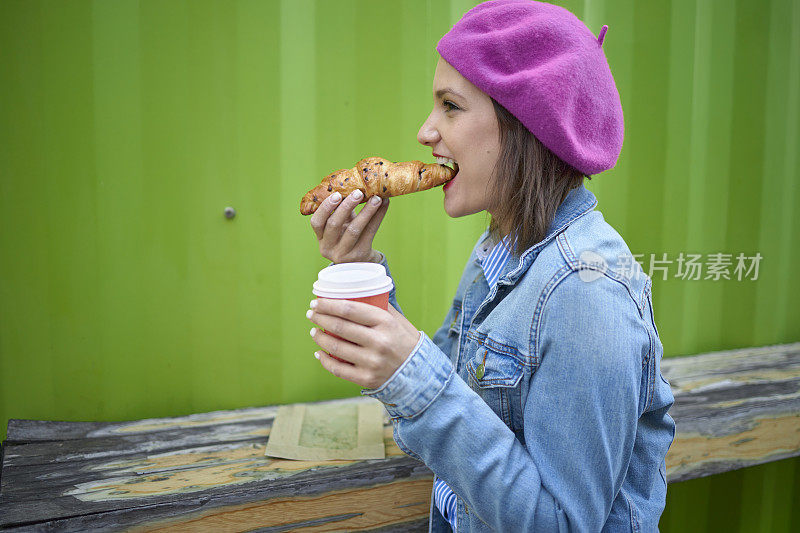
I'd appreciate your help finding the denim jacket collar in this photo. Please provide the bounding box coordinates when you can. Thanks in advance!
[474,183,598,286]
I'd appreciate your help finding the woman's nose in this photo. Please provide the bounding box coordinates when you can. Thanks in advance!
[417,117,439,146]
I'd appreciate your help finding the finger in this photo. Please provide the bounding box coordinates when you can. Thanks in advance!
[316,349,365,385]
[341,207,357,230]
[354,197,389,251]
[339,195,385,250]
[307,308,374,348]
[323,190,366,245]
[338,208,358,234]
[314,297,386,327]
[309,192,344,241]
[310,327,366,366]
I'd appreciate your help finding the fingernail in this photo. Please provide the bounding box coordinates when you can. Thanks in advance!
[352,190,363,200]
[306,309,313,319]
[310,327,317,337]
[310,299,318,309]
[371,196,382,206]
[314,351,321,360]
[330,192,341,203]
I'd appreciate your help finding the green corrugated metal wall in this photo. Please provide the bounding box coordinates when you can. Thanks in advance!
[1,0,797,530]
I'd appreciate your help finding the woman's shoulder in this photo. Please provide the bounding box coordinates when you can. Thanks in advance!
[536,210,651,307]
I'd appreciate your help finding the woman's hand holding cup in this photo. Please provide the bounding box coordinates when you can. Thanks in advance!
[308,262,419,390]
[309,189,389,264]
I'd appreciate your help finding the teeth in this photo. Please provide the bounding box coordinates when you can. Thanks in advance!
[436,156,458,171]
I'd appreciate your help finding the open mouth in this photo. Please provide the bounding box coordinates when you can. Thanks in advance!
[436,157,459,180]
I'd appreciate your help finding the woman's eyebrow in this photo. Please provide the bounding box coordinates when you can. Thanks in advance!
[435,88,465,99]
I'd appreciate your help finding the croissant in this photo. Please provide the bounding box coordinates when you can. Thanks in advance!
[299,156,457,215]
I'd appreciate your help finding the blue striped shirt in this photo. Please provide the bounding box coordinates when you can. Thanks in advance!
[434,233,514,530]
[480,233,515,289]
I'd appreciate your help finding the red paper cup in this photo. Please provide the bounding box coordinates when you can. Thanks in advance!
[312,262,393,364]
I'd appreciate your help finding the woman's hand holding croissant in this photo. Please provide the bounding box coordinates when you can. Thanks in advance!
[310,189,389,264]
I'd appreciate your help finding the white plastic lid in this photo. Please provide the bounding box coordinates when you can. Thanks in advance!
[312,262,394,299]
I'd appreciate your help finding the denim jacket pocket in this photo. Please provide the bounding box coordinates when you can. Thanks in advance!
[465,338,524,429]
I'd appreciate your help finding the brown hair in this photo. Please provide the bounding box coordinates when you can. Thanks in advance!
[484,97,590,258]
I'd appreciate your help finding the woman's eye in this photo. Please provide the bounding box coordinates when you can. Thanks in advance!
[442,100,459,112]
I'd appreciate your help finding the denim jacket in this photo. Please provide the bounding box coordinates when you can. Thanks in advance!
[362,183,676,532]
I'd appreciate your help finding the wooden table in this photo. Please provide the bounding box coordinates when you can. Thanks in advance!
[1,342,798,531]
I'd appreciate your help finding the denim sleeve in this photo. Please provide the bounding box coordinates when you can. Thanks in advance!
[361,272,643,532]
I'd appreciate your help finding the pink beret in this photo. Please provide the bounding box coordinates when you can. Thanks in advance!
[437,0,624,176]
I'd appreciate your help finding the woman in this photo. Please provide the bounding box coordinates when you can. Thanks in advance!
[306,1,675,531]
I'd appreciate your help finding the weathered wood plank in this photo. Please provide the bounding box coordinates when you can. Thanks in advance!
[0,467,433,532]
[126,478,433,533]
[5,406,280,442]
[2,420,271,469]
[1,343,798,531]
[2,398,379,469]
[661,343,799,388]
[661,342,800,482]
[0,426,404,504]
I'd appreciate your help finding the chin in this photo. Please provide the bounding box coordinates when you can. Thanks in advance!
[443,198,461,218]
[443,198,480,218]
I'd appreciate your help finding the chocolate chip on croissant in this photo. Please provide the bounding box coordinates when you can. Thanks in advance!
[299,156,457,215]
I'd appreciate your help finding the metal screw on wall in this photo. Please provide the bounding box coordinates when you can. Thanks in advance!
[224,207,236,219]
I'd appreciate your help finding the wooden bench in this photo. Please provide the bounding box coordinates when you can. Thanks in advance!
[1,342,798,531]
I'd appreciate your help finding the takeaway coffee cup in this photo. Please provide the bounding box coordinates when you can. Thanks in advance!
[312,262,393,364]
